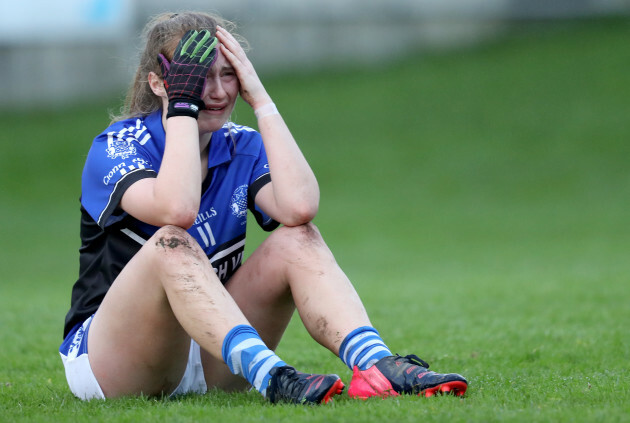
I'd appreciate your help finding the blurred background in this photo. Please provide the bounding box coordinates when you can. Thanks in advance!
[1,0,629,108]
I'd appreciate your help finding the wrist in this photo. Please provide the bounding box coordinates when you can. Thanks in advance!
[250,94,273,111]
[254,102,279,119]
[166,98,204,119]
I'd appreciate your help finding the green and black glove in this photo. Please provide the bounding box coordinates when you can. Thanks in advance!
[157,29,218,119]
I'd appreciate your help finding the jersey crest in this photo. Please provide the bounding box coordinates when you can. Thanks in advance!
[230,184,249,218]
[106,132,137,160]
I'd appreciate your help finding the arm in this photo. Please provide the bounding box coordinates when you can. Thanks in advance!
[121,30,218,229]
[216,26,319,226]
[120,116,202,229]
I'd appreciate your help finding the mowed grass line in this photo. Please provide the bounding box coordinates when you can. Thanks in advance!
[1,18,629,422]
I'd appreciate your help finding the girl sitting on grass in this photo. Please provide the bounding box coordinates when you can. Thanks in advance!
[59,11,467,404]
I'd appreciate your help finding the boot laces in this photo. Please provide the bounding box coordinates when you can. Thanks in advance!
[399,354,430,369]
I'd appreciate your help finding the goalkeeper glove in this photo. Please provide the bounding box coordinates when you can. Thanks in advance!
[157,29,219,119]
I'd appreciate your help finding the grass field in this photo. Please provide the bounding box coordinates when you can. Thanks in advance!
[1,17,629,422]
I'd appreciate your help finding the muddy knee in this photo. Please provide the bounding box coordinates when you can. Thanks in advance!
[150,225,204,264]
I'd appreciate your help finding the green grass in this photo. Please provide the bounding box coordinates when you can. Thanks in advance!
[1,17,629,422]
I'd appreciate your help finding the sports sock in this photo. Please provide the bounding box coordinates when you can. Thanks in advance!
[221,324,286,396]
[339,326,392,370]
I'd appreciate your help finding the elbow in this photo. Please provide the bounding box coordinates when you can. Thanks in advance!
[162,204,198,229]
[282,201,319,227]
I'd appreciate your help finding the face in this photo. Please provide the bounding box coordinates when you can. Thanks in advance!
[196,49,239,135]
[151,47,239,136]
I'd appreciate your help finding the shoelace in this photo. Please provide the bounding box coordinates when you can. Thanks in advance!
[276,367,309,397]
[400,354,430,369]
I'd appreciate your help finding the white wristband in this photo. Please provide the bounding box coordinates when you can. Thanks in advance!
[254,103,279,119]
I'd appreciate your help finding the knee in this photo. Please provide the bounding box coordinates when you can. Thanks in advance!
[149,225,204,265]
[267,222,329,258]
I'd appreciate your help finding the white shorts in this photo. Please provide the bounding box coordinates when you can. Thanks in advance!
[59,315,207,400]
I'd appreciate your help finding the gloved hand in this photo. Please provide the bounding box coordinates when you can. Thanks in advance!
[157,29,218,119]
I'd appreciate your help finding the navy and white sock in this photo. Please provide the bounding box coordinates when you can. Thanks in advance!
[221,324,287,396]
[339,326,392,370]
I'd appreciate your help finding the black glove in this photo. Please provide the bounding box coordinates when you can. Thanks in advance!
[157,29,218,119]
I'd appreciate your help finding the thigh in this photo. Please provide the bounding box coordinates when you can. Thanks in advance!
[87,229,194,398]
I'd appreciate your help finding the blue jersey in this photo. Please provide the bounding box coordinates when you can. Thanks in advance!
[64,110,277,337]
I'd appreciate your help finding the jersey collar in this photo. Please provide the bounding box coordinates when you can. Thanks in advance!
[207,127,233,169]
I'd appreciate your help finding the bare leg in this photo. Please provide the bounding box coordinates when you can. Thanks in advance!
[201,223,372,389]
[88,222,370,396]
[88,225,250,397]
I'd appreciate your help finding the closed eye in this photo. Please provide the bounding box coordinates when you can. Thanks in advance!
[221,67,236,78]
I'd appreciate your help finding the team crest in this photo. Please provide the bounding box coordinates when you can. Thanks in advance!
[106,132,137,160]
[230,185,248,218]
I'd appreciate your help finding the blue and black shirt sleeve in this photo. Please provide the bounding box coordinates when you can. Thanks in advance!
[81,127,157,229]
[247,137,280,232]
